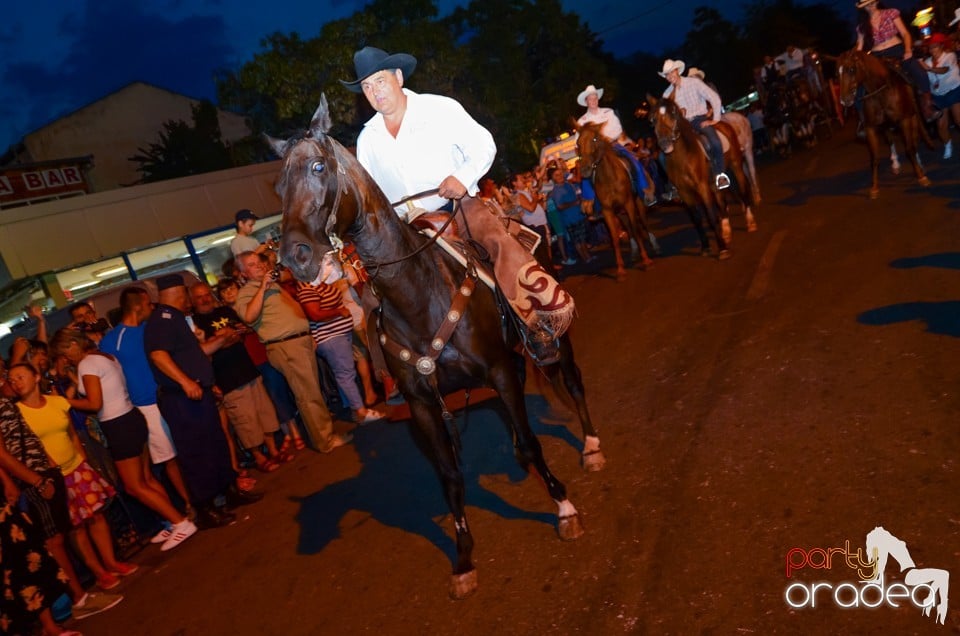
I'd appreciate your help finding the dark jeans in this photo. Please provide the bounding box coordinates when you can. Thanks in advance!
[611,143,649,191]
[690,115,725,175]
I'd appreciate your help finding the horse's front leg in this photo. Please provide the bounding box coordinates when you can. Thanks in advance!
[902,119,931,187]
[407,398,477,599]
[623,198,654,269]
[696,188,730,259]
[864,127,882,199]
[600,208,628,281]
[489,360,584,540]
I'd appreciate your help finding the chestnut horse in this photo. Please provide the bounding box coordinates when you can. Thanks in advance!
[647,95,757,258]
[836,49,930,199]
[268,96,602,599]
[576,122,659,281]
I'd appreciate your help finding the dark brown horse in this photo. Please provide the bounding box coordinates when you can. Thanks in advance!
[647,96,757,258]
[836,49,930,199]
[576,122,659,281]
[268,96,602,599]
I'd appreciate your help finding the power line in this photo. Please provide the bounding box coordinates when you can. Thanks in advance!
[594,1,676,35]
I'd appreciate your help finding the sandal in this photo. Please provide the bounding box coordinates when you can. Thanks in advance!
[236,476,258,492]
[276,451,295,464]
[255,458,280,473]
[292,437,306,451]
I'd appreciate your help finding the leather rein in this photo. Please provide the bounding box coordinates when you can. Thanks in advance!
[309,142,477,388]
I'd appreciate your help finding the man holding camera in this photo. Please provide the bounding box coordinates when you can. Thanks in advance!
[233,251,351,454]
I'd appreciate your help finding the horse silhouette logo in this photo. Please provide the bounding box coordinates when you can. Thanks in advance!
[865,526,949,625]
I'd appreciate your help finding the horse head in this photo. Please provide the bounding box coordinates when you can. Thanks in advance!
[265,94,364,284]
[836,50,865,107]
[575,121,607,179]
[647,94,682,154]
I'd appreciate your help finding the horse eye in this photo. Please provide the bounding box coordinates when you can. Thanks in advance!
[310,160,325,174]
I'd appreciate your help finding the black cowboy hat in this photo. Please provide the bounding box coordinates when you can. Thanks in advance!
[339,46,417,93]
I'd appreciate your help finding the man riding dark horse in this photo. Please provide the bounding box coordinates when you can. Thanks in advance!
[340,47,575,364]
[659,59,731,190]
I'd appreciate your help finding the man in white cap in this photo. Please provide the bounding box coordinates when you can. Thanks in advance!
[659,59,730,189]
[340,46,574,364]
[575,84,650,199]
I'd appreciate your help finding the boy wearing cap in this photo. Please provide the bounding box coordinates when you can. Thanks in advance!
[231,209,273,258]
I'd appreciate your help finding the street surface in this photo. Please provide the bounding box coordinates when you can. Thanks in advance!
[82,121,960,635]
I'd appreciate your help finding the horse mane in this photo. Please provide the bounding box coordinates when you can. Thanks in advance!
[663,99,701,148]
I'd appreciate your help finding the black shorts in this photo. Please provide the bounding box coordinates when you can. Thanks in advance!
[21,470,71,540]
[99,408,149,461]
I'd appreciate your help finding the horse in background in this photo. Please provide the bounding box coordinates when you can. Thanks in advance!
[647,95,758,257]
[269,95,602,600]
[836,49,930,199]
[576,122,660,281]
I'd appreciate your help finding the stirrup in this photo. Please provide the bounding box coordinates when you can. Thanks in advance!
[715,173,731,190]
[523,328,561,366]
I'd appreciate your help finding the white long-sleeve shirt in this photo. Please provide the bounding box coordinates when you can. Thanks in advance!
[577,107,624,142]
[357,89,496,215]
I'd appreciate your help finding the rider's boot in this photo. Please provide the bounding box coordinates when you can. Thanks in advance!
[524,324,561,366]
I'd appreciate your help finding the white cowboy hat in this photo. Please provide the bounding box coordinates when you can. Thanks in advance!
[577,84,604,107]
[855,0,877,8]
[950,8,960,27]
[687,67,705,80]
[658,59,686,78]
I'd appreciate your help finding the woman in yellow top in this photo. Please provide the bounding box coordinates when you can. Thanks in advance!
[7,363,137,592]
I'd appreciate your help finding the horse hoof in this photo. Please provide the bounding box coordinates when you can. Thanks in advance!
[919,176,931,187]
[448,569,478,600]
[638,259,654,270]
[869,189,879,200]
[582,449,606,472]
[616,270,628,282]
[718,249,731,261]
[558,514,585,541]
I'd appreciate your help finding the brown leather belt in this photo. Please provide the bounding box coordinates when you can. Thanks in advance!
[263,331,311,346]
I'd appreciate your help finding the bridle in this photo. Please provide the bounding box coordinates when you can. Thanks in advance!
[838,53,889,105]
[581,134,604,176]
[299,134,462,279]
[652,105,680,151]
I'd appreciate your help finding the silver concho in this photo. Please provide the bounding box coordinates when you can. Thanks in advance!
[447,310,461,322]
[431,338,444,351]
[399,349,412,361]
[416,356,436,375]
[379,334,387,345]
[460,285,472,297]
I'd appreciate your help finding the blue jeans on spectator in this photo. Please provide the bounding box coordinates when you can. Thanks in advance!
[257,362,297,425]
[316,333,364,412]
[690,115,725,177]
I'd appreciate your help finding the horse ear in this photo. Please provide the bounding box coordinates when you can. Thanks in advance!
[569,116,581,131]
[647,94,658,107]
[262,134,288,159]
[308,93,333,137]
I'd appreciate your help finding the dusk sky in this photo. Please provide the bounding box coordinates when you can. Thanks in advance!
[1,0,856,152]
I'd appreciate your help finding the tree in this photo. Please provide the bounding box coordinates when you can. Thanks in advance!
[129,100,233,183]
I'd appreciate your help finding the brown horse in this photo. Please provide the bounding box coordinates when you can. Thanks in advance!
[576,122,659,281]
[268,96,602,599]
[647,96,757,258]
[836,49,930,199]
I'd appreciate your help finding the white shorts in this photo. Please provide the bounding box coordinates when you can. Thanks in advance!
[135,403,178,464]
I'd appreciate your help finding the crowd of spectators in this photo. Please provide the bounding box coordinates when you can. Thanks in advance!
[0,208,395,634]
